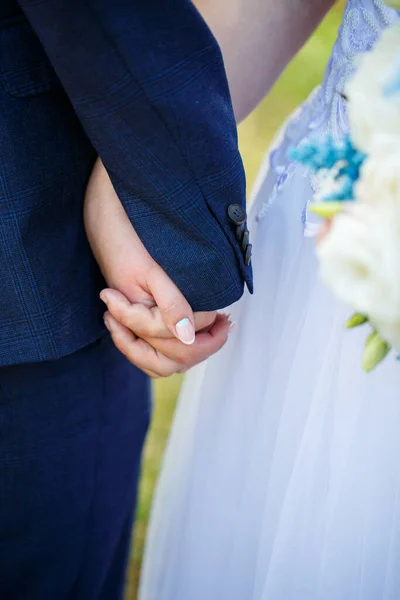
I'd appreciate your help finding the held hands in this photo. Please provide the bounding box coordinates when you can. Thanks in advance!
[84,159,233,377]
[99,289,232,378]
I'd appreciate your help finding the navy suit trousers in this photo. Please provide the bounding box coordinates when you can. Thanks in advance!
[0,334,150,599]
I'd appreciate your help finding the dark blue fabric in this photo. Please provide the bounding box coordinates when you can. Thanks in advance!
[0,333,150,599]
[0,1,22,20]
[0,1,252,366]
[0,18,102,366]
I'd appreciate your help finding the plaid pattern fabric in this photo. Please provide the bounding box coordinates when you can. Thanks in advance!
[0,1,252,366]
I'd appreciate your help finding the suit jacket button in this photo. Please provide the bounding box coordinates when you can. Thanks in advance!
[241,230,249,252]
[228,204,247,225]
[245,243,252,266]
[236,223,246,240]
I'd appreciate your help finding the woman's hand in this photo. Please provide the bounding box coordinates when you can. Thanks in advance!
[100,289,232,378]
[84,158,232,376]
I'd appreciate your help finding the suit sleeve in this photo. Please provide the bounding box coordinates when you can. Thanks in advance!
[17,0,253,311]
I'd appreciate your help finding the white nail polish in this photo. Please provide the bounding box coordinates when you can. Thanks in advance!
[175,318,195,345]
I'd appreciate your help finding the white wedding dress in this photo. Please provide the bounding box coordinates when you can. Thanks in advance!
[139,2,400,599]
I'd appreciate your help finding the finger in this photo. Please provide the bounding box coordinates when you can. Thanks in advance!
[194,310,218,333]
[142,313,232,368]
[100,288,217,339]
[104,313,186,378]
[146,264,197,345]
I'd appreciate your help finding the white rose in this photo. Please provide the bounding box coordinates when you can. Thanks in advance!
[346,24,400,153]
[317,202,400,349]
[355,134,400,205]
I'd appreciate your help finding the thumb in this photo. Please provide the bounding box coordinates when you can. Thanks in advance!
[147,264,196,345]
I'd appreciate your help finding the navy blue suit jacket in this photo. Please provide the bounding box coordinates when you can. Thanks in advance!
[0,0,252,365]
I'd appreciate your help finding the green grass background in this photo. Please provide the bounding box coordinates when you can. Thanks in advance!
[126,3,345,597]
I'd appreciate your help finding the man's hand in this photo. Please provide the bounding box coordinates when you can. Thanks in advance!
[100,289,232,378]
[84,159,232,376]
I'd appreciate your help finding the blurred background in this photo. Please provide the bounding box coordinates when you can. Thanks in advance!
[126,2,345,597]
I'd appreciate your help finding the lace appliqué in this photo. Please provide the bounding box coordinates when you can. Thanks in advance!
[257,0,399,229]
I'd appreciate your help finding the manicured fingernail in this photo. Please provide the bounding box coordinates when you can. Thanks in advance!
[100,291,109,306]
[175,318,195,345]
[104,314,112,332]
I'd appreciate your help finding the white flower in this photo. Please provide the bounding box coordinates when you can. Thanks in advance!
[355,134,400,205]
[317,202,400,350]
[346,23,400,153]
[314,162,346,202]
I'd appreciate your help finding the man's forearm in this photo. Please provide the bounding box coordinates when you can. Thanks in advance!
[196,0,335,122]
[18,0,252,311]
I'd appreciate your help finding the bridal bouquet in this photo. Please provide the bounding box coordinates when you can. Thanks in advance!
[293,14,400,372]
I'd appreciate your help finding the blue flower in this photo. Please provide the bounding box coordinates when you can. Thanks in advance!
[289,135,366,201]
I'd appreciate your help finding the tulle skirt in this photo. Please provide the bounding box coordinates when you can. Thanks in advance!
[139,132,400,600]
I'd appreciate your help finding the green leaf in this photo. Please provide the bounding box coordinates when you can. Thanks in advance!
[308,202,345,219]
[362,330,391,373]
[345,313,368,329]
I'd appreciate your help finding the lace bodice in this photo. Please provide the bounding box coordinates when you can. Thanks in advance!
[264,0,399,219]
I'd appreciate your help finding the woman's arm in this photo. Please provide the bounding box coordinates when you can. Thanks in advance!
[196,0,335,122]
